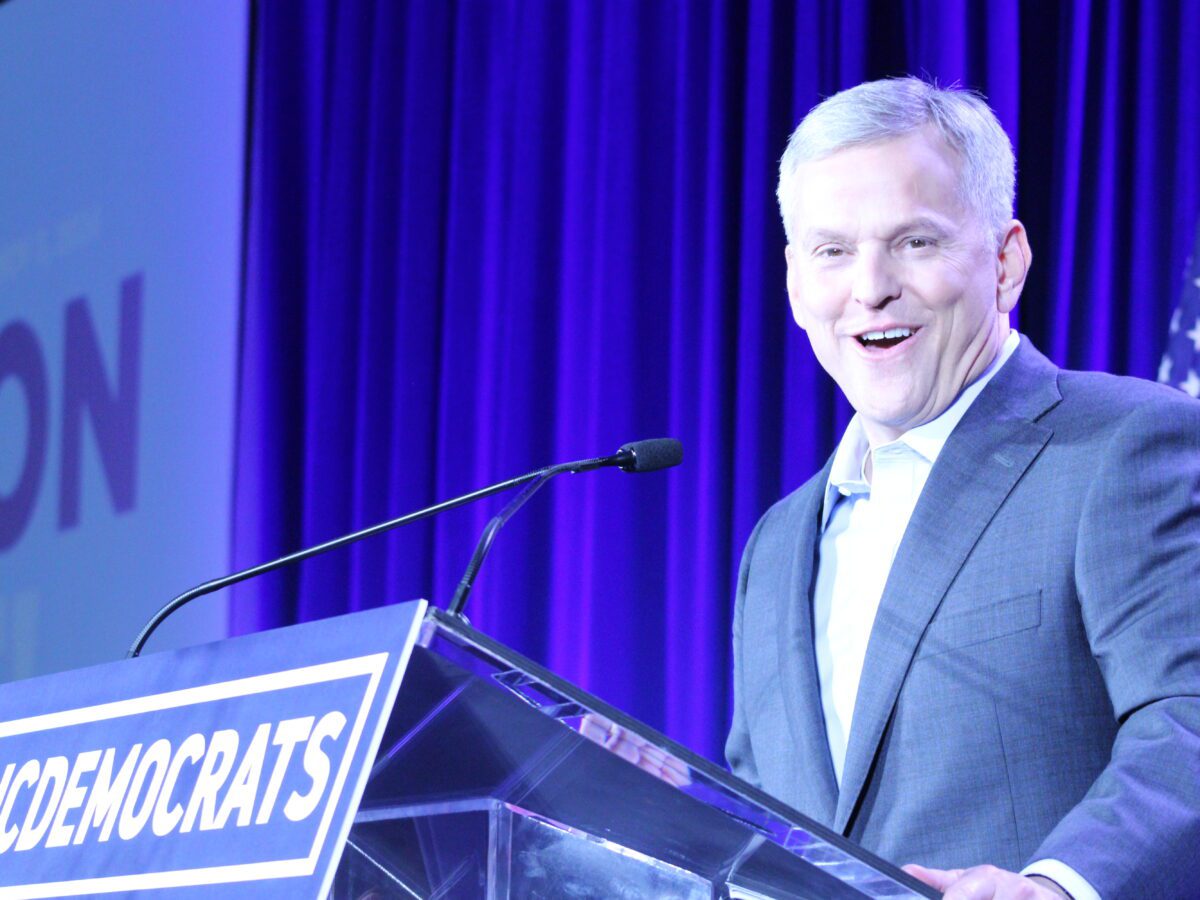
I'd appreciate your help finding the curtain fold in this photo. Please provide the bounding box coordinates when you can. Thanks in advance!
[234,0,1200,762]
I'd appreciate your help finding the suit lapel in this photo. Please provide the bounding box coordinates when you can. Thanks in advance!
[833,341,1062,833]
[776,457,840,824]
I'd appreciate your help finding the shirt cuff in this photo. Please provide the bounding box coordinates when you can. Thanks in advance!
[1021,859,1101,900]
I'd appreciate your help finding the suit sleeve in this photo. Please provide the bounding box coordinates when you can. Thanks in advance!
[1031,395,1200,898]
[725,512,770,789]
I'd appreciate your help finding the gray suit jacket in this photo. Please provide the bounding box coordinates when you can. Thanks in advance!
[726,338,1200,898]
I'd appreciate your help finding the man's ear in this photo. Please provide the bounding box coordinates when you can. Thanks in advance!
[995,220,1032,314]
[785,245,808,331]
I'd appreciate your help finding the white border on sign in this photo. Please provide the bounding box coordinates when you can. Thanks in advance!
[0,652,388,898]
[314,602,427,899]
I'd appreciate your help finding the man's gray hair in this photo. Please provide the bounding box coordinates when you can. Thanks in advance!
[777,77,1015,246]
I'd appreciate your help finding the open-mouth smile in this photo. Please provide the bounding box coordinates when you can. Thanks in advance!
[854,326,918,350]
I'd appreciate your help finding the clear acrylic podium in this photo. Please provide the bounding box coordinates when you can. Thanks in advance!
[331,608,936,899]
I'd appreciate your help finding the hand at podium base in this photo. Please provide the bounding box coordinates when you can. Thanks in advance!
[904,863,1072,899]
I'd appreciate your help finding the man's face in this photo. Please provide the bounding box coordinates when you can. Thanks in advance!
[784,128,1028,446]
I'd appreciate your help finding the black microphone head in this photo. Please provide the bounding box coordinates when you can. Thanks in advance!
[616,438,683,473]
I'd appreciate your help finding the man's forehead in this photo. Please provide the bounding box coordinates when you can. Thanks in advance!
[798,131,961,186]
[789,132,970,237]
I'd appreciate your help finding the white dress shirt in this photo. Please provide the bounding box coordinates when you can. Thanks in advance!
[813,331,1099,900]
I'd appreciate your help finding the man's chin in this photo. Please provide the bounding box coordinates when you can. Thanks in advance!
[853,401,931,444]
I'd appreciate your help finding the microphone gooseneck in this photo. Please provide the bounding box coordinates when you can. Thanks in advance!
[127,439,682,658]
[446,438,683,618]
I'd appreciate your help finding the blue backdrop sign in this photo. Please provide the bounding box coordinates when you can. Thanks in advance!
[0,599,426,898]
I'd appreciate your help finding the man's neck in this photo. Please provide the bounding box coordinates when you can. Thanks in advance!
[861,326,1012,452]
[856,328,1020,483]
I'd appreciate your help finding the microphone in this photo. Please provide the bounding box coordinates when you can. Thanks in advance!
[446,438,682,617]
[613,437,684,473]
[127,438,683,658]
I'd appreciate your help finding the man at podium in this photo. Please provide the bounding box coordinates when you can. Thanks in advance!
[726,78,1200,900]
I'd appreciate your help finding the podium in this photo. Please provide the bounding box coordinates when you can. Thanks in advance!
[0,601,933,898]
[332,607,935,899]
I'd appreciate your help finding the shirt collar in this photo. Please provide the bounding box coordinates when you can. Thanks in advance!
[821,330,1022,529]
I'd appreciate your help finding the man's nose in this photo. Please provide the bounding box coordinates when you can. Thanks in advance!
[852,247,901,308]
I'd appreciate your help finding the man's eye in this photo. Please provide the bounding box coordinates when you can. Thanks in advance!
[816,246,844,258]
[904,237,931,249]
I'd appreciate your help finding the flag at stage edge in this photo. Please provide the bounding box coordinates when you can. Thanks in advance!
[1158,218,1200,398]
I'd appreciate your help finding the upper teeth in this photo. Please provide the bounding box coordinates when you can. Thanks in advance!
[861,328,913,342]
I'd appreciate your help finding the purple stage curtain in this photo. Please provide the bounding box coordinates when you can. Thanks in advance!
[233,0,1200,762]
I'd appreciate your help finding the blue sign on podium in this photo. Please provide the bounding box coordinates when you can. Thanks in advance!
[0,599,427,899]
